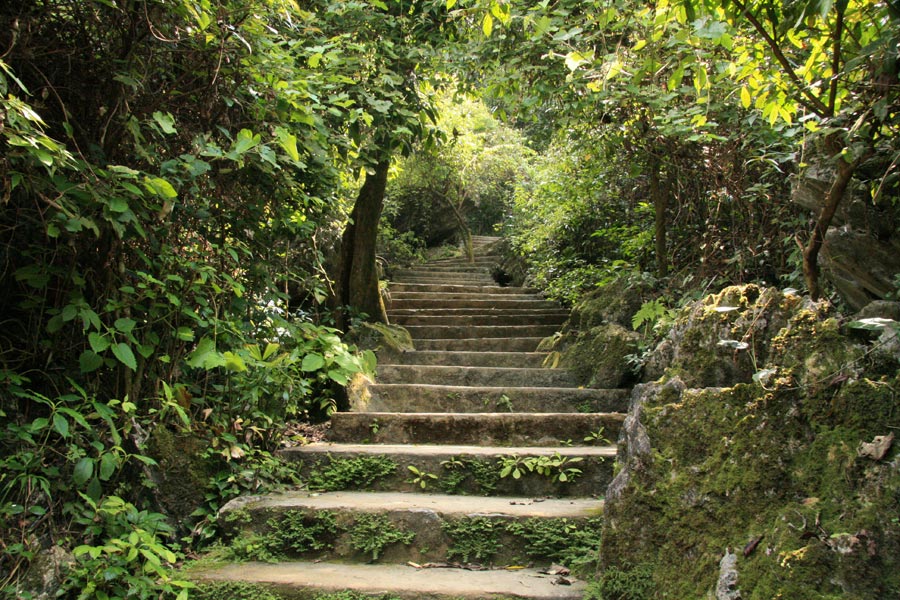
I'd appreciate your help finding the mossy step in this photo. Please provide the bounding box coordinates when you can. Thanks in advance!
[413,338,545,352]
[389,283,540,295]
[190,561,585,600]
[394,267,495,276]
[356,384,629,413]
[280,442,616,497]
[329,412,624,446]
[374,365,578,388]
[405,324,561,340]
[217,491,603,567]
[390,313,569,327]
[383,351,548,368]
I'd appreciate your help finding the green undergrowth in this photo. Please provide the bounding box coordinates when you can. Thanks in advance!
[305,455,398,491]
[441,516,603,574]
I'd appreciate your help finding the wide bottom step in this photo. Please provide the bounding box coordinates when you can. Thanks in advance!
[190,561,586,599]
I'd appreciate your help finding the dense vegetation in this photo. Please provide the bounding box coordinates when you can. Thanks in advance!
[1,0,898,598]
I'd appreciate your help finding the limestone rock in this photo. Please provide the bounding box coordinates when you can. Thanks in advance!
[557,323,640,389]
[642,285,804,387]
[715,550,741,600]
[821,227,900,311]
[16,545,73,600]
[606,378,685,501]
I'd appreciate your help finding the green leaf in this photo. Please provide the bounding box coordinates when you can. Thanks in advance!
[740,86,752,109]
[99,452,118,481]
[53,413,70,438]
[114,317,137,333]
[327,369,349,385]
[176,327,195,341]
[89,332,110,353]
[301,353,326,372]
[79,350,104,373]
[447,0,457,8]
[482,13,494,37]
[144,176,178,199]
[186,337,226,369]
[111,342,137,371]
[274,127,301,162]
[73,457,94,486]
[222,351,248,373]
[152,111,177,134]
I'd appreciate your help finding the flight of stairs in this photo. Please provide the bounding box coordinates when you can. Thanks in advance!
[193,236,628,599]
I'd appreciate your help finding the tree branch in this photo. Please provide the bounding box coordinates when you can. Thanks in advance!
[730,0,832,117]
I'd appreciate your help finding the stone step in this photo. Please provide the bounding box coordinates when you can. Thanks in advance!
[389,307,563,317]
[390,283,540,295]
[355,384,629,414]
[191,561,585,600]
[394,265,494,274]
[413,337,546,352]
[375,365,578,388]
[392,271,497,285]
[389,298,559,311]
[405,324,561,340]
[217,491,603,567]
[280,443,616,497]
[391,313,568,327]
[329,412,624,446]
[385,350,548,368]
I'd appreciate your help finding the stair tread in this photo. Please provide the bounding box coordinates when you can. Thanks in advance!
[283,442,617,458]
[191,561,586,599]
[224,489,604,518]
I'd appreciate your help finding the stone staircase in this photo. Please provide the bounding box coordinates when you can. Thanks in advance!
[193,236,628,599]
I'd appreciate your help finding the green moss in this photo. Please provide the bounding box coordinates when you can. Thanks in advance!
[560,324,639,388]
[584,563,655,600]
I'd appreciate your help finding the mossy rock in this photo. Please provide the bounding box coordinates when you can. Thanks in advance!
[557,323,640,388]
[567,276,656,330]
[146,425,216,527]
[601,285,900,598]
[642,285,818,387]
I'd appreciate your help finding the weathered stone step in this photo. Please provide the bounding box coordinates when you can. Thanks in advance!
[405,324,561,340]
[280,443,616,497]
[389,298,558,311]
[218,491,602,566]
[385,350,548,368]
[191,561,585,599]
[393,271,497,286]
[389,307,563,317]
[390,283,539,295]
[375,365,577,388]
[356,384,629,413]
[394,265,494,274]
[329,412,624,446]
[390,313,568,327]
[413,337,545,352]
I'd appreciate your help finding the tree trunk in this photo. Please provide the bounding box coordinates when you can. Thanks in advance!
[802,154,857,300]
[650,155,668,278]
[334,159,391,330]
